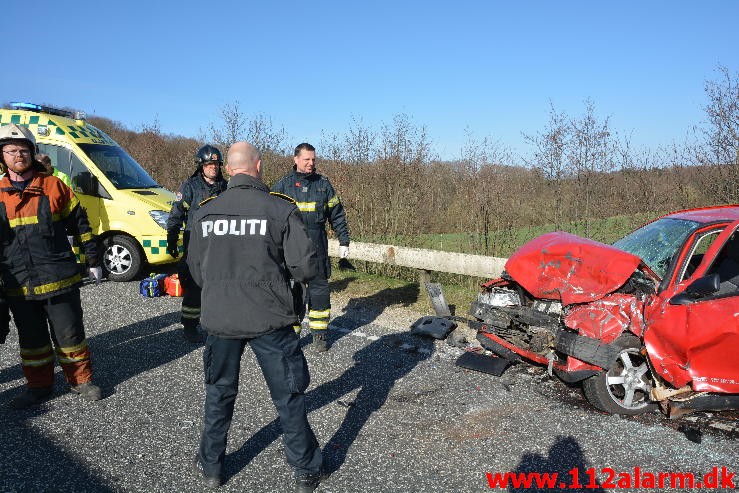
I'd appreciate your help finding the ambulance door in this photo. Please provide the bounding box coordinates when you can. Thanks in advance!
[37,143,102,230]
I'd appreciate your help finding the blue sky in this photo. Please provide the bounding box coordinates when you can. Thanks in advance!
[5,1,738,160]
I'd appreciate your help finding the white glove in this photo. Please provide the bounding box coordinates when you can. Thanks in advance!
[339,245,350,259]
[89,266,103,285]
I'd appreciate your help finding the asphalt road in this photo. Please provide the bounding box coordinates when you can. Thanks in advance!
[1,280,737,493]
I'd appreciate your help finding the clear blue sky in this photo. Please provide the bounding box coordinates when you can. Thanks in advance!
[5,1,738,161]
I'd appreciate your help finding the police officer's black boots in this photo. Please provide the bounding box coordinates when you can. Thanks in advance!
[311,331,328,352]
[295,472,323,492]
[192,456,221,489]
[182,321,203,343]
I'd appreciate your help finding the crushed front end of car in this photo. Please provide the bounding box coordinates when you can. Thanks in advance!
[469,232,660,413]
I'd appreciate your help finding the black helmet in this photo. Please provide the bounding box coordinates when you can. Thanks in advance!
[195,145,223,166]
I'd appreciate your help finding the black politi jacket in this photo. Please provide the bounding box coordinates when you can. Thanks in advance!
[186,174,318,338]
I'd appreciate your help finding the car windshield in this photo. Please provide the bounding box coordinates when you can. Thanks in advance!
[78,143,160,189]
[613,218,701,279]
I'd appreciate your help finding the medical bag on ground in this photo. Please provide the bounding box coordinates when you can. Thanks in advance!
[139,273,167,298]
[164,274,184,297]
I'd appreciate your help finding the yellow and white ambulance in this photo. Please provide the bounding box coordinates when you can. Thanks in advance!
[0,102,179,281]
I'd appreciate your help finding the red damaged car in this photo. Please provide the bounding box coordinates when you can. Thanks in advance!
[469,205,739,416]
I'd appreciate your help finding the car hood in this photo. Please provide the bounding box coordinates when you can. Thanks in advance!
[505,232,643,305]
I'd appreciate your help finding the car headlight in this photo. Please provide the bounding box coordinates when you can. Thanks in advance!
[149,210,170,230]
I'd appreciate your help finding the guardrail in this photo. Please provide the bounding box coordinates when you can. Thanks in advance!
[327,239,506,279]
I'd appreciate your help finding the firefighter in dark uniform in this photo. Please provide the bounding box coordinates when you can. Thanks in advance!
[0,124,103,409]
[166,145,228,342]
[271,143,350,352]
[187,142,324,492]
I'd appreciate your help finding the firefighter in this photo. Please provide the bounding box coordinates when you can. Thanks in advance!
[166,145,228,342]
[187,142,324,491]
[0,124,103,409]
[271,143,350,352]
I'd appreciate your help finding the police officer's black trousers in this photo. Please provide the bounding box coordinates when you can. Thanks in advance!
[198,327,322,478]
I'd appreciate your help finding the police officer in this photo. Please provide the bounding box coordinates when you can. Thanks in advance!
[187,142,324,492]
[0,124,103,409]
[272,143,350,352]
[166,145,227,342]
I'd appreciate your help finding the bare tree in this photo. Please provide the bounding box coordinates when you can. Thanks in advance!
[208,101,247,149]
[701,65,739,166]
[523,103,570,229]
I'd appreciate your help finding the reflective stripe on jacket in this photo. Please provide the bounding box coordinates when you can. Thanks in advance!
[271,170,350,247]
[0,171,98,300]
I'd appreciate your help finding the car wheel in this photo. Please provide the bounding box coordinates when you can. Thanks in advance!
[582,334,657,415]
[101,235,143,282]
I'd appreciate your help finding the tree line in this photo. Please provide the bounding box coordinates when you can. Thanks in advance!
[89,65,738,258]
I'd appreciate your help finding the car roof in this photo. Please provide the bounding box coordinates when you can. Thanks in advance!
[660,205,739,224]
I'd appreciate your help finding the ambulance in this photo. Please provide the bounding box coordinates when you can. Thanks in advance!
[0,102,180,281]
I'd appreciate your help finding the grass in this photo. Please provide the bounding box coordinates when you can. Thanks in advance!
[329,259,485,316]
[356,211,664,258]
[333,211,671,314]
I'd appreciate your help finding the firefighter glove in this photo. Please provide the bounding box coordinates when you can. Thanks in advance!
[89,266,103,285]
[339,245,350,259]
[166,233,180,258]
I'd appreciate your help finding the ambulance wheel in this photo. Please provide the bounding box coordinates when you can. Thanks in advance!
[102,235,143,282]
[582,335,657,415]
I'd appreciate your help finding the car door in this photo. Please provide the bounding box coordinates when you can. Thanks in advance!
[644,223,739,393]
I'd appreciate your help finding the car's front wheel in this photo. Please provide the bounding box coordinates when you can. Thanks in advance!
[101,234,143,282]
[582,334,657,415]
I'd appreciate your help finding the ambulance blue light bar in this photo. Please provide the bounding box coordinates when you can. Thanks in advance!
[9,102,76,118]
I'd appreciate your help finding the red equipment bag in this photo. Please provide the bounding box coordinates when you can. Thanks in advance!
[164,274,184,297]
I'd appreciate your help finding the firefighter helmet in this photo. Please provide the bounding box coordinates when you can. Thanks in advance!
[0,124,37,164]
[195,144,223,166]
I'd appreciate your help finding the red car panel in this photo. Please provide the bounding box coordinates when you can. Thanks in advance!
[505,232,642,305]
[564,294,646,342]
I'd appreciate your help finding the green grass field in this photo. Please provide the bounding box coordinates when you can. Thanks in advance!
[337,211,669,314]
[355,211,664,258]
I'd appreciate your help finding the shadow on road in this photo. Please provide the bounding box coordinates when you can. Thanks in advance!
[508,435,604,493]
[227,331,433,480]
[0,310,197,492]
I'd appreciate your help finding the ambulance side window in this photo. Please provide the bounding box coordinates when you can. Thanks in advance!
[70,153,111,199]
[36,144,72,176]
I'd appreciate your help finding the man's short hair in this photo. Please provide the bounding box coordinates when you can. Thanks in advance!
[294,142,315,156]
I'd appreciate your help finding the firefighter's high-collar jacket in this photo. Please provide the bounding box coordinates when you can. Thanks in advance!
[186,173,319,338]
[0,171,99,300]
[166,172,228,237]
[271,169,350,246]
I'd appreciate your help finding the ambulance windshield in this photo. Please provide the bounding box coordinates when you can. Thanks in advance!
[78,144,160,189]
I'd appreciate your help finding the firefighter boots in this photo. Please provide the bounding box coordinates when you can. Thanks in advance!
[9,386,53,409]
[71,382,102,401]
[183,321,204,343]
[311,331,328,352]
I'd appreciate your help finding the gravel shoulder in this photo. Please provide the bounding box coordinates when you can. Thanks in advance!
[1,280,737,492]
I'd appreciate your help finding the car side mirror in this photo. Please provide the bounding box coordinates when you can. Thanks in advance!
[669,273,720,305]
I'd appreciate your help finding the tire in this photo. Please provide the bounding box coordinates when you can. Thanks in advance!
[582,334,657,415]
[101,235,143,282]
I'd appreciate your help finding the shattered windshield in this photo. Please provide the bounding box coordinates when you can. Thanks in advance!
[78,143,159,189]
[613,218,700,279]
